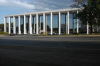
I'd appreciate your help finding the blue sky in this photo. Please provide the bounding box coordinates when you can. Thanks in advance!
[0,0,74,24]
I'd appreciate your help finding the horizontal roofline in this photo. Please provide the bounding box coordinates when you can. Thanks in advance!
[4,7,84,17]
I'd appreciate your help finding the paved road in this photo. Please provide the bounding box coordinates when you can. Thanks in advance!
[0,35,100,66]
[0,35,100,49]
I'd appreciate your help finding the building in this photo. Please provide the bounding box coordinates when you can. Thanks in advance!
[4,8,89,35]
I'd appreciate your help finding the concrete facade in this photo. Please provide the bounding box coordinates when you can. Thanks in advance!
[4,8,89,35]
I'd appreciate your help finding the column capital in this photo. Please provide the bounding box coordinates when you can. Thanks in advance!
[36,13,38,15]
[18,15,21,17]
[67,11,69,13]
[30,14,32,16]
[8,16,11,18]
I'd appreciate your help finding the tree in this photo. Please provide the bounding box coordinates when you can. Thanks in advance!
[71,0,100,34]
[0,24,4,31]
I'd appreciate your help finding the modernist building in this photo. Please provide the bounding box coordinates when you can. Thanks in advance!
[4,8,89,35]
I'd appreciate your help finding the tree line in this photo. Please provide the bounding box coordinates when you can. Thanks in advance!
[71,0,100,34]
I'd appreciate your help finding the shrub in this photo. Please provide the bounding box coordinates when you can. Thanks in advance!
[43,32,48,35]
[63,32,68,35]
[0,31,9,34]
[72,32,79,35]
[96,33,100,35]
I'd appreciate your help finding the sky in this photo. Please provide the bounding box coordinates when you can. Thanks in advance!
[0,0,74,24]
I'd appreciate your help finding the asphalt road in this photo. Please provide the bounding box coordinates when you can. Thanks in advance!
[0,35,100,66]
[0,35,100,49]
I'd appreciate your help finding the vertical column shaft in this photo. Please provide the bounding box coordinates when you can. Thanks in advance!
[36,14,38,34]
[13,16,16,34]
[30,14,32,34]
[77,10,79,33]
[18,16,21,34]
[40,16,41,34]
[43,13,46,33]
[73,14,75,32]
[34,16,35,33]
[59,12,61,35]
[8,17,10,33]
[24,15,26,34]
[87,21,89,34]
[51,12,53,35]
[66,14,68,34]
[4,17,6,32]
[46,16,47,32]
[68,11,69,34]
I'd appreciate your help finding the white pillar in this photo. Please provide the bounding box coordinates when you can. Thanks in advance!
[34,16,35,33]
[67,11,69,34]
[4,17,6,32]
[40,16,41,34]
[36,14,38,34]
[18,16,21,34]
[77,10,79,33]
[30,14,32,34]
[59,12,61,35]
[66,14,68,34]
[87,21,89,34]
[51,12,53,35]
[9,17,11,34]
[73,14,75,32]
[13,16,16,34]
[28,17,30,33]
[24,15,26,34]
[46,16,47,32]
[43,13,46,33]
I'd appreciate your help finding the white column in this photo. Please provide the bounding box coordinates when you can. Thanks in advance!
[13,16,16,34]
[24,15,26,34]
[67,11,69,34]
[77,10,79,33]
[36,14,38,34]
[46,16,47,32]
[40,16,41,34]
[4,17,6,32]
[51,12,53,35]
[34,16,35,33]
[59,12,61,35]
[30,14,32,34]
[87,21,89,34]
[43,13,46,33]
[28,17,30,33]
[9,17,11,34]
[73,14,75,32]
[66,14,68,34]
[18,16,21,34]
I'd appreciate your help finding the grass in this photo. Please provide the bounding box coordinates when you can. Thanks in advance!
[32,33,100,37]
[0,31,9,36]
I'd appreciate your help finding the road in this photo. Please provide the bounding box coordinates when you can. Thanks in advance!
[0,35,100,49]
[0,35,100,66]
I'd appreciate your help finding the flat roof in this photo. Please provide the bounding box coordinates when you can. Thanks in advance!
[5,8,83,17]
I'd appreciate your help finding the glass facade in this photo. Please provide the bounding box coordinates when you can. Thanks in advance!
[16,18,18,34]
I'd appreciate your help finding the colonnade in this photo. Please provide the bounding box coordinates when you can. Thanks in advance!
[4,9,89,35]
